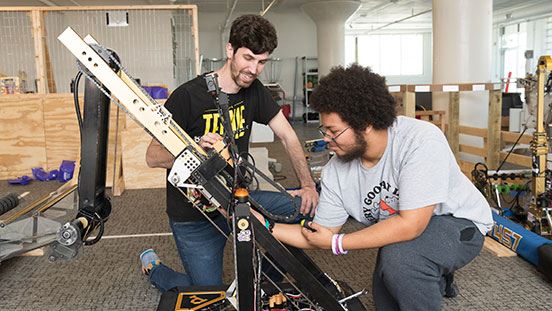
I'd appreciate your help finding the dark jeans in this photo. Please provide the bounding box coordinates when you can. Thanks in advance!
[149,190,308,292]
[372,215,485,311]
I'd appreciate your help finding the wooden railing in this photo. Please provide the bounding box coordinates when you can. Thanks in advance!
[389,82,532,178]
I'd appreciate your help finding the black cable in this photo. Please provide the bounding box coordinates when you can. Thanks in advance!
[73,71,84,136]
[496,127,527,173]
[508,179,532,215]
[239,152,256,186]
[82,211,104,246]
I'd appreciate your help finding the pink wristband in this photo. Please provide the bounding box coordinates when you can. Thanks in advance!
[337,234,348,255]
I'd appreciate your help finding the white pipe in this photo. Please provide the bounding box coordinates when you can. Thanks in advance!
[223,0,239,30]
[261,0,278,16]
[366,9,432,33]
[220,0,239,58]
[432,0,493,163]
[302,1,361,77]
[38,0,58,6]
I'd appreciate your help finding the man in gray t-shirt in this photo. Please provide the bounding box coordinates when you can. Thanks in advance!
[317,115,492,236]
[254,64,492,311]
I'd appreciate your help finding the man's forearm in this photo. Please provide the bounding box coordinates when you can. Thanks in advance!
[282,136,315,188]
[342,206,435,250]
[145,140,175,169]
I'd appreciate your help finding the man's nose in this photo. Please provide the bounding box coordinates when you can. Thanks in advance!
[248,62,258,75]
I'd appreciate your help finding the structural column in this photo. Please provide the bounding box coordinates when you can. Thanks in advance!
[432,0,493,163]
[301,1,360,78]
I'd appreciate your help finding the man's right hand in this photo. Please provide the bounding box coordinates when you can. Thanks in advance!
[199,133,224,150]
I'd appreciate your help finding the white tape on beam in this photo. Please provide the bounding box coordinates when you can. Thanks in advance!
[472,84,486,91]
[443,85,459,92]
[388,86,401,92]
[414,85,430,92]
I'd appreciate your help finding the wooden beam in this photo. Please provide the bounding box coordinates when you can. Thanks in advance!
[415,110,446,132]
[499,151,532,167]
[484,237,517,257]
[487,89,502,169]
[501,130,532,144]
[460,125,488,138]
[30,10,47,94]
[389,82,499,93]
[402,91,415,118]
[42,12,56,93]
[191,6,200,76]
[415,110,445,117]
[447,92,460,158]
[459,144,486,157]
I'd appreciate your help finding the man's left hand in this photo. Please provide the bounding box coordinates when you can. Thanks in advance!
[291,186,319,217]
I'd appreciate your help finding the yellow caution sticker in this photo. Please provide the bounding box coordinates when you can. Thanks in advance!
[175,291,226,310]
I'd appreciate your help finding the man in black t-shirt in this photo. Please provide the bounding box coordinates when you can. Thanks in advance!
[141,14,318,292]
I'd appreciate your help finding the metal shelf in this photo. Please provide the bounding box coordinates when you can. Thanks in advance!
[302,57,318,123]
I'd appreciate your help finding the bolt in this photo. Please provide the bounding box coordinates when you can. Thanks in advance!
[62,231,71,239]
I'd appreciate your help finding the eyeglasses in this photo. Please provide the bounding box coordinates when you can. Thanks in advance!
[318,125,350,143]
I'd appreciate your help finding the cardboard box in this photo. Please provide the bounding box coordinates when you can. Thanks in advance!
[0,77,20,94]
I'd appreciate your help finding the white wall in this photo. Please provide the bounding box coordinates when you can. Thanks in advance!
[197,9,317,119]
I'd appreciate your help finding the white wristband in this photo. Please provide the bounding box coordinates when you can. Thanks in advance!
[331,234,340,255]
[337,234,348,255]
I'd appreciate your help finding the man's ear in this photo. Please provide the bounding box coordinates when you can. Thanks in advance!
[365,125,374,136]
[225,43,233,60]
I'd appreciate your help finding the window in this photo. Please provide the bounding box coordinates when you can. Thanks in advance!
[345,34,424,76]
[501,23,527,94]
[546,17,552,55]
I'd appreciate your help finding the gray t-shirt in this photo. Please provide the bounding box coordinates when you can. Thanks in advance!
[314,116,493,235]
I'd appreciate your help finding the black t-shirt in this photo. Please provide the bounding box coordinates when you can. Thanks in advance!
[163,74,281,222]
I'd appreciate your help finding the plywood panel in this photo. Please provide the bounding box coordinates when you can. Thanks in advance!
[122,114,165,189]
[105,104,125,188]
[42,94,125,188]
[0,95,47,179]
[42,94,82,171]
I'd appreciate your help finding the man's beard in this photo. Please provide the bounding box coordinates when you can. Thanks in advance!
[230,59,255,88]
[337,130,367,163]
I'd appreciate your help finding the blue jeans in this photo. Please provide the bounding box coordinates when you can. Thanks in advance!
[148,190,308,293]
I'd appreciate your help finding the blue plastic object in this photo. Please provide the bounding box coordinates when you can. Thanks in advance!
[59,160,75,182]
[32,167,59,181]
[143,85,168,99]
[488,211,552,266]
[7,175,32,185]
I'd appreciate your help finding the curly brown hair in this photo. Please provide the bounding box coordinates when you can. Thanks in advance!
[229,15,278,55]
[310,64,397,131]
